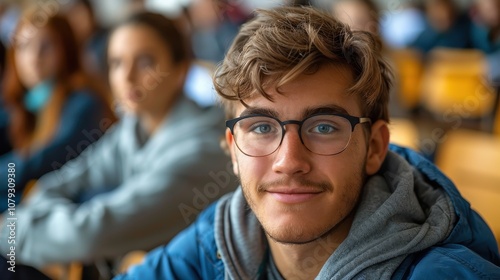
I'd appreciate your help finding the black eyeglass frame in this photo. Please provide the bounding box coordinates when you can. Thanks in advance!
[225,113,372,157]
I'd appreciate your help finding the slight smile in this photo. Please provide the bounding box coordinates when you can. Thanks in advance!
[266,188,323,204]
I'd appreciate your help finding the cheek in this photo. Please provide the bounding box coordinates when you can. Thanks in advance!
[235,153,269,185]
[15,52,39,87]
[109,70,123,95]
[323,140,367,186]
[15,51,33,73]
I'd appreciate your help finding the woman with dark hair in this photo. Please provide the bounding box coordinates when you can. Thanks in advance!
[0,9,114,211]
[0,11,235,279]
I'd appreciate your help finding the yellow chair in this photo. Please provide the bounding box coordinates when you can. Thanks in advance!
[118,250,147,274]
[389,118,420,151]
[420,48,497,119]
[435,129,500,245]
[42,263,82,280]
[390,48,424,109]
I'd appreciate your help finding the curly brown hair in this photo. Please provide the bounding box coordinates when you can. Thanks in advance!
[213,6,392,122]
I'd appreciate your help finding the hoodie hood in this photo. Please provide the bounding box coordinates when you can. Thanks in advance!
[214,146,498,279]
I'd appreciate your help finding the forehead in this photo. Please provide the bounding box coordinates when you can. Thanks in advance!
[16,24,54,45]
[234,64,362,118]
[108,24,169,54]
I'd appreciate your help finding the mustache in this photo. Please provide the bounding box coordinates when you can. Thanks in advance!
[257,178,333,192]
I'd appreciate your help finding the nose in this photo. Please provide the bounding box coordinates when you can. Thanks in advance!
[271,125,311,175]
[121,61,137,84]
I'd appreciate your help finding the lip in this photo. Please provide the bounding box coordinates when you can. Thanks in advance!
[266,188,323,204]
[126,89,143,102]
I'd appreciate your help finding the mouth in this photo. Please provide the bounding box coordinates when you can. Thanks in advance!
[265,188,323,204]
[125,89,144,103]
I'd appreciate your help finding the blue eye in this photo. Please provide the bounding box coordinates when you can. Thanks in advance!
[312,124,336,134]
[252,124,273,134]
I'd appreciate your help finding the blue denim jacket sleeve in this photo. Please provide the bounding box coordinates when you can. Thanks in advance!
[114,202,224,280]
[400,244,500,279]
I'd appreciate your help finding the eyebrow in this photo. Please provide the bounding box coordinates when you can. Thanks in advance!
[239,107,280,118]
[303,105,349,117]
[239,104,350,119]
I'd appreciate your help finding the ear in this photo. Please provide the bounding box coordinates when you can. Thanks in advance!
[225,128,239,176]
[365,120,390,175]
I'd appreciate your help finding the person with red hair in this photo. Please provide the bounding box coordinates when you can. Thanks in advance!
[0,9,114,212]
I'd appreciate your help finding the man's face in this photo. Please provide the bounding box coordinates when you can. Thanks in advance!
[226,64,371,244]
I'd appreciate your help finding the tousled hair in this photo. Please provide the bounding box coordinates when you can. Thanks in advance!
[214,6,393,122]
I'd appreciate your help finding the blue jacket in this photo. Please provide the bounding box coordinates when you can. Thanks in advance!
[116,145,500,279]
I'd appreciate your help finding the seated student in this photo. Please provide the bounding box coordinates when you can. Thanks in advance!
[116,7,500,279]
[62,0,110,92]
[471,0,500,85]
[0,40,9,155]
[0,11,236,278]
[0,10,114,211]
[410,0,472,53]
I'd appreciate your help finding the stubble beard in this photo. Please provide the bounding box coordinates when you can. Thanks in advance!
[238,159,367,246]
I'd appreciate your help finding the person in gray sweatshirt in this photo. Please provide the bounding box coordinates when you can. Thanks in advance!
[0,11,236,279]
[115,6,500,280]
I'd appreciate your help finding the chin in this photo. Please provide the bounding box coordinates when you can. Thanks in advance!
[265,225,324,245]
[122,101,142,114]
[262,216,330,245]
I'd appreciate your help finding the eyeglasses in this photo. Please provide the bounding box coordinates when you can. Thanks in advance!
[226,113,371,157]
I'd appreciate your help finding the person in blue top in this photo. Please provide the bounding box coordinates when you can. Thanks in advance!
[0,8,114,212]
[0,39,9,156]
[115,6,500,280]
[410,0,473,53]
[471,0,500,85]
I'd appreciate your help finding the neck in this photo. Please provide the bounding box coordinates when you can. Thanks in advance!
[267,213,354,279]
[490,26,500,42]
[138,94,180,136]
[139,108,169,136]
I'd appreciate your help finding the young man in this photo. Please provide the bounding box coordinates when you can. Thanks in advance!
[116,6,500,279]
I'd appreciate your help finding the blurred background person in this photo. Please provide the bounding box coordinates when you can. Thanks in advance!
[470,0,500,85]
[0,11,236,279]
[0,8,114,212]
[0,40,9,156]
[62,0,111,95]
[409,0,472,54]
[183,0,246,63]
